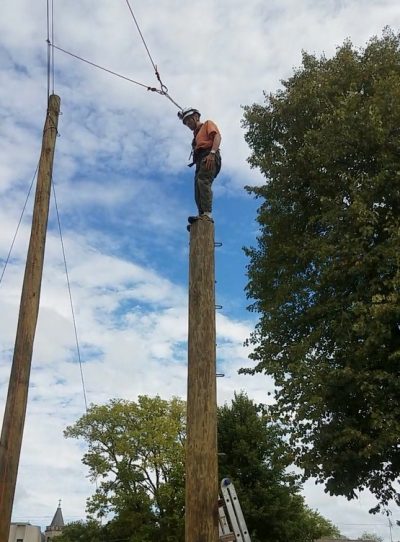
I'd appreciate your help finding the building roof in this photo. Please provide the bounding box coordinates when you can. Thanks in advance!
[46,502,64,530]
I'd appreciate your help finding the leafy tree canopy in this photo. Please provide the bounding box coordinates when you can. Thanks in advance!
[358,532,384,542]
[65,393,338,542]
[242,29,400,511]
[64,395,186,541]
[57,520,103,542]
[218,392,340,542]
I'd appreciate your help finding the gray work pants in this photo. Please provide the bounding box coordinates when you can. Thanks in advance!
[194,151,221,214]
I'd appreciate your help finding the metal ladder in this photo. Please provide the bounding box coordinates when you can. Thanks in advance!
[218,478,251,542]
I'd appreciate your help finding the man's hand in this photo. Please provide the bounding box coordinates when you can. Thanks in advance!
[204,153,216,170]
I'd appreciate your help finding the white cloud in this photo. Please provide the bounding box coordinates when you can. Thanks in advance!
[1,0,400,538]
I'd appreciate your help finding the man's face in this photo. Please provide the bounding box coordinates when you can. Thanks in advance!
[183,115,197,131]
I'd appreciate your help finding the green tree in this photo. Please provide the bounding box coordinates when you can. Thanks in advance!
[218,392,340,542]
[242,29,400,511]
[359,533,383,542]
[64,395,186,541]
[57,520,103,542]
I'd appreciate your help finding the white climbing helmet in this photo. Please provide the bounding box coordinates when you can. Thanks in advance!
[178,107,201,123]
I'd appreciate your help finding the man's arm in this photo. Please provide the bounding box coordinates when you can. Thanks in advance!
[211,132,221,152]
[204,130,221,170]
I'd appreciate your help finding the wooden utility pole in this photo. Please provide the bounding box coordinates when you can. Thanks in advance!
[0,94,61,541]
[186,218,218,542]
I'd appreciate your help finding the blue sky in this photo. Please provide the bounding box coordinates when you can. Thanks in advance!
[1,0,400,540]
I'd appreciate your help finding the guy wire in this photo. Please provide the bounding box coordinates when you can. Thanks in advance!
[52,180,89,412]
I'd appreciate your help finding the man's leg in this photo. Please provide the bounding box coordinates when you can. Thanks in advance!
[196,159,216,214]
[194,166,202,215]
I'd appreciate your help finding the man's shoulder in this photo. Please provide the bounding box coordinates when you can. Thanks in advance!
[204,119,220,132]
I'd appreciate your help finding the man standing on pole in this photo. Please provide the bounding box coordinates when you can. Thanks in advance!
[178,108,221,226]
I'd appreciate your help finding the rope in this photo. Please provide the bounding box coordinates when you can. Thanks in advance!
[52,180,89,412]
[124,0,157,74]
[51,43,182,108]
[52,180,99,495]
[51,44,162,93]
[46,0,183,107]
[162,91,183,110]
[0,164,38,287]
[123,0,183,109]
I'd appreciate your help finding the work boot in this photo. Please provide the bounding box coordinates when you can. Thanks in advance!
[200,213,214,223]
[186,225,191,232]
[188,216,199,224]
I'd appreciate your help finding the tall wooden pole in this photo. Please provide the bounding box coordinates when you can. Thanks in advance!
[0,94,61,541]
[186,218,219,542]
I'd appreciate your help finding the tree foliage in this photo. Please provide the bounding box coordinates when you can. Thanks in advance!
[64,395,186,541]
[358,532,384,542]
[65,393,338,541]
[57,520,103,542]
[242,29,400,510]
[218,392,340,542]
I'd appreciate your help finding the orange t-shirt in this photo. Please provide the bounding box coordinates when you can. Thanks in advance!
[193,120,220,151]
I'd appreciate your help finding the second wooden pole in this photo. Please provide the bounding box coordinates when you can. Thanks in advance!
[0,94,61,541]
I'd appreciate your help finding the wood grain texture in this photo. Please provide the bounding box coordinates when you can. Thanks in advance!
[186,218,218,542]
[0,95,61,542]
